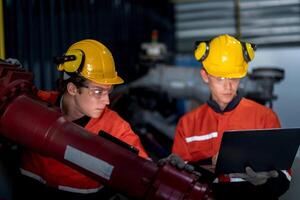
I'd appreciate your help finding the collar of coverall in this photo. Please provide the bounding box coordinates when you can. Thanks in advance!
[207,93,242,114]
[55,92,91,127]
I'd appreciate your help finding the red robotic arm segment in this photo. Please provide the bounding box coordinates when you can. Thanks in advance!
[0,61,213,200]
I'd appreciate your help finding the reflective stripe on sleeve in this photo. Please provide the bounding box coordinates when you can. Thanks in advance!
[282,170,292,181]
[185,132,218,143]
[58,185,103,194]
[20,168,104,194]
[213,177,246,183]
[214,170,291,183]
[20,168,46,184]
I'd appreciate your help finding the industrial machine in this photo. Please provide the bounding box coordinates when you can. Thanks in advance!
[0,60,213,199]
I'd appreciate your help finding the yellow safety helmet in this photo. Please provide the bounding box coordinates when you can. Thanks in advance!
[194,34,256,78]
[56,39,124,85]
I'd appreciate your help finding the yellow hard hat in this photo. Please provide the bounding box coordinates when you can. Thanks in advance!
[194,34,256,78]
[57,39,124,85]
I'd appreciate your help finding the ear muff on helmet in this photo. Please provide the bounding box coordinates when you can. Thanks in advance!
[241,42,256,63]
[55,49,85,73]
[194,40,210,62]
[194,39,256,63]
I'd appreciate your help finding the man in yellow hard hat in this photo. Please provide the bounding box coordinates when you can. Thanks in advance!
[172,34,290,200]
[14,39,149,200]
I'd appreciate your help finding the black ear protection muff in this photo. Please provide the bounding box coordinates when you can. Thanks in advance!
[241,42,256,63]
[194,39,256,63]
[54,49,85,74]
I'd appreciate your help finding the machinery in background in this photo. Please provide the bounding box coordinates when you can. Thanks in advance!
[0,60,214,199]
[242,67,284,108]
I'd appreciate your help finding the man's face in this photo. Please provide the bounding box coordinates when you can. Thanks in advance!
[200,69,240,110]
[74,80,113,118]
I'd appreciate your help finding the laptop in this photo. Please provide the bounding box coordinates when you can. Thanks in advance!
[215,128,300,175]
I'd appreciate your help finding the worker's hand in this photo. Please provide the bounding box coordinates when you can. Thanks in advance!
[229,166,279,186]
[158,154,196,173]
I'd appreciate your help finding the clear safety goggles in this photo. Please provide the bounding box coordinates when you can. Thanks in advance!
[81,84,113,99]
[208,74,240,84]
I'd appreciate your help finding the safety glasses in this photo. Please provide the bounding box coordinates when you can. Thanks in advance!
[208,74,240,84]
[81,84,113,99]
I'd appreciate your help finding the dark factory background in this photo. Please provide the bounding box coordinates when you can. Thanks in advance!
[2,0,175,89]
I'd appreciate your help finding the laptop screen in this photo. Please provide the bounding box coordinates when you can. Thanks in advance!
[215,128,300,174]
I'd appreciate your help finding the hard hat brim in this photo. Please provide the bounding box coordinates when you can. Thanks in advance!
[87,75,124,85]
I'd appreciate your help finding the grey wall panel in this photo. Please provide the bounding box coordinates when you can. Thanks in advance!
[175,0,300,53]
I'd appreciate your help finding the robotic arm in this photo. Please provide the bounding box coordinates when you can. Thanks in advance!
[0,60,213,200]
